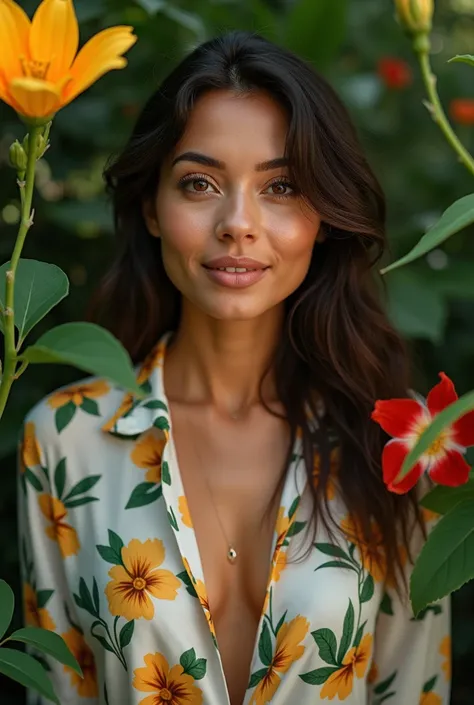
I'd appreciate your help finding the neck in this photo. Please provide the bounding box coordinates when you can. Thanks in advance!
[164,303,284,418]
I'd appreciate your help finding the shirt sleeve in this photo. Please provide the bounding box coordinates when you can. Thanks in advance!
[368,510,451,705]
[17,417,100,705]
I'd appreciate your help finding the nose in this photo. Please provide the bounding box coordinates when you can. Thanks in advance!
[214,190,260,243]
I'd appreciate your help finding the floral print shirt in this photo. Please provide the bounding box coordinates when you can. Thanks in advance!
[18,332,451,705]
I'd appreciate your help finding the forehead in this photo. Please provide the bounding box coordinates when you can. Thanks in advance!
[171,89,289,166]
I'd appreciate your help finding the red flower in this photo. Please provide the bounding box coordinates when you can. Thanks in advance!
[449,99,474,126]
[377,57,413,90]
[372,373,474,494]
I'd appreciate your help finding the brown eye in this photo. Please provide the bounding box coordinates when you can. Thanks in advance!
[193,179,209,192]
[271,183,287,195]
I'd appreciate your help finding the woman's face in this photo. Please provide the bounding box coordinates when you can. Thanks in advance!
[144,89,322,322]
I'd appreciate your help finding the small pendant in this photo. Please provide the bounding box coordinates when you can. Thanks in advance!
[227,547,237,563]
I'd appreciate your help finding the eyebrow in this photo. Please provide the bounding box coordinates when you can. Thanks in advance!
[171,151,289,172]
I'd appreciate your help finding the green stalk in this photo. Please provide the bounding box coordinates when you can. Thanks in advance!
[0,126,40,419]
[415,36,474,177]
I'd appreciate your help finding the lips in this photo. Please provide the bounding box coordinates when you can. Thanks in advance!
[202,256,270,289]
[203,256,269,271]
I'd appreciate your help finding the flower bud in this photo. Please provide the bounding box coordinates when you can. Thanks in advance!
[9,140,28,172]
[395,0,434,35]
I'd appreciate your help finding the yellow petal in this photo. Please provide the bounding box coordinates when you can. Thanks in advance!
[63,26,136,106]
[8,76,62,118]
[29,0,78,83]
[0,0,31,81]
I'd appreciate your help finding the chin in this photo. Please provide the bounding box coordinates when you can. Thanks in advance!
[199,297,270,322]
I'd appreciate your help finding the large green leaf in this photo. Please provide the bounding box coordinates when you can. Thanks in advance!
[10,627,82,675]
[0,648,59,704]
[410,500,474,615]
[448,54,474,67]
[386,270,447,343]
[398,390,474,480]
[421,477,474,515]
[0,260,69,343]
[381,194,474,274]
[285,0,348,68]
[20,323,144,397]
[0,580,14,641]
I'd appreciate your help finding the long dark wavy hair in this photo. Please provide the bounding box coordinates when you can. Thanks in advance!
[87,30,421,591]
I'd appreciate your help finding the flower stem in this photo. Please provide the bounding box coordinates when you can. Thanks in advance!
[0,126,40,420]
[415,39,474,177]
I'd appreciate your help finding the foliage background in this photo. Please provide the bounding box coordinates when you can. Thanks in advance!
[1,0,473,702]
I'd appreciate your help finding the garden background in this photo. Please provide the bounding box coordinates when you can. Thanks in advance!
[1,0,473,702]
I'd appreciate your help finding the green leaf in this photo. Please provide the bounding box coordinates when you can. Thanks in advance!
[36,590,53,609]
[248,668,269,688]
[274,610,287,636]
[312,628,338,665]
[398,390,474,480]
[10,627,82,675]
[448,54,474,67]
[143,400,168,411]
[180,648,196,672]
[119,621,134,649]
[258,621,273,667]
[360,575,375,603]
[386,270,447,343]
[126,482,162,509]
[176,571,198,598]
[410,500,474,615]
[77,578,97,616]
[168,507,179,531]
[382,194,474,274]
[161,461,171,485]
[0,580,14,640]
[153,415,170,432]
[0,260,68,342]
[380,592,393,616]
[286,521,306,538]
[420,479,474,515]
[288,497,299,519]
[21,322,144,397]
[63,475,101,502]
[0,648,59,704]
[314,560,358,572]
[299,666,339,685]
[24,468,42,492]
[55,402,77,434]
[108,530,124,556]
[374,672,397,695]
[423,675,438,693]
[285,0,348,69]
[186,658,207,680]
[337,599,354,663]
[80,397,100,416]
[315,543,351,560]
[54,458,67,500]
[64,496,99,509]
[92,578,100,616]
[96,546,121,565]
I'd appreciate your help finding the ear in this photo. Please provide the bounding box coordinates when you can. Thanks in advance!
[142,199,160,238]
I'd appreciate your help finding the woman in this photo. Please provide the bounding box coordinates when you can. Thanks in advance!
[19,31,450,705]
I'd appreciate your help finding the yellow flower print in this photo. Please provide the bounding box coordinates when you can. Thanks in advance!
[421,507,441,523]
[367,660,378,684]
[48,379,110,410]
[439,635,451,681]
[133,652,203,705]
[23,583,55,631]
[178,496,193,528]
[194,579,216,637]
[105,538,180,620]
[420,693,442,705]
[21,422,42,469]
[341,516,387,583]
[272,552,287,583]
[131,428,166,483]
[102,393,134,432]
[251,616,309,704]
[313,447,339,500]
[320,633,373,700]
[61,627,98,697]
[38,494,80,557]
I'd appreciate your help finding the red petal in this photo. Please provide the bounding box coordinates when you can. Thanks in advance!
[429,450,471,487]
[382,439,425,494]
[426,372,457,416]
[453,410,474,448]
[371,399,424,438]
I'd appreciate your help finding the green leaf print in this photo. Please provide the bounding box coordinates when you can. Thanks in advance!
[299,666,340,685]
[248,668,269,688]
[92,578,100,615]
[108,530,124,558]
[36,590,54,609]
[74,578,98,617]
[126,482,162,509]
[315,560,358,573]
[53,458,66,500]
[24,468,43,492]
[168,506,179,531]
[97,530,125,566]
[423,675,438,693]
[288,497,299,520]
[180,648,196,671]
[353,620,367,648]
[312,628,338,665]
[119,621,134,649]
[161,461,171,485]
[177,571,198,598]
[374,672,397,694]
[258,621,273,667]
[315,543,351,561]
[337,599,354,664]
[360,574,375,603]
[379,592,393,616]
[143,400,168,411]
[55,401,76,434]
[80,397,101,416]
[274,610,288,636]
[153,415,170,432]
[64,496,99,509]
[286,521,306,538]
[63,475,101,503]
[187,658,207,680]
[104,683,110,705]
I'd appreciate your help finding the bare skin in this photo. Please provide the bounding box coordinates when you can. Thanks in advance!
[143,89,322,704]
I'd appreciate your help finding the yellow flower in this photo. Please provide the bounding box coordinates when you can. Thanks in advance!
[420,692,442,705]
[341,516,387,583]
[0,0,137,120]
[133,652,203,705]
[367,660,378,684]
[320,633,373,700]
[251,616,309,704]
[23,583,55,631]
[131,428,166,483]
[61,627,98,697]
[439,636,451,681]
[394,0,433,35]
[21,421,41,468]
[38,493,80,557]
[178,496,193,528]
[105,538,180,620]
[48,379,110,410]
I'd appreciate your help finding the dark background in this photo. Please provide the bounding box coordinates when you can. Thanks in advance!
[1,0,473,702]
